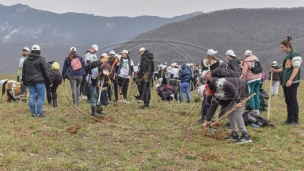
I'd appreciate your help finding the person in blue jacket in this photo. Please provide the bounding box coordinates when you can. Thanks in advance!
[179,64,191,102]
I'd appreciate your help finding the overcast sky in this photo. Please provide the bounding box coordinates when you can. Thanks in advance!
[1,0,304,17]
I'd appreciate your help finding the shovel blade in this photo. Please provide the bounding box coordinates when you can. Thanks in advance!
[209,126,215,135]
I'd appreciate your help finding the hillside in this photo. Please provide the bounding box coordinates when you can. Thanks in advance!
[118,8,304,76]
[0,4,202,74]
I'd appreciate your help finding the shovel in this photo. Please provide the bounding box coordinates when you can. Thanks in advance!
[97,82,104,114]
[208,93,256,135]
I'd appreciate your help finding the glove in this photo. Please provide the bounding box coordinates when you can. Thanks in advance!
[17,76,20,82]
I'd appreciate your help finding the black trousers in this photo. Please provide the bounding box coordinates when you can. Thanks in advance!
[283,83,299,123]
[46,83,59,103]
[117,76,130,100]
[140,81,151,106]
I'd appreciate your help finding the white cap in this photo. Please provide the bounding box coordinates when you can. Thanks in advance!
[207,49,217,55]
[120,50,128,54]
[190,63,193,66]
[109,50,115,55]
[219,60,224,63]
[31,44,40,51]
[186,63,191,66]
[92,44,98,52]
[139,47,145,52]
[244,50,252,56]
[272,61,277,65]
[22,47,30,51]
[101,53,107,57]
[115,54,121,60]
[225,50,236,57]
[70,47,76,52]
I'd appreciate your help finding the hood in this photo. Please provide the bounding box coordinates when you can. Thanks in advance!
[143,50,154,60]
[28,53,41,61]
[231,57,240,64]
[181,64,188,70]
[244,55,258,62]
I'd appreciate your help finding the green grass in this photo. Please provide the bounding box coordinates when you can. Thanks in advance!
[0,73,304,170]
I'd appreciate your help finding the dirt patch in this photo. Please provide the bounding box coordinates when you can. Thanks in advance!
[91,116,116,123]
[178,111,188,116]
[13,128,33,138]
[66,126,81,134]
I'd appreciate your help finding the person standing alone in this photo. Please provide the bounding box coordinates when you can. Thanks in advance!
[17,47,30,82]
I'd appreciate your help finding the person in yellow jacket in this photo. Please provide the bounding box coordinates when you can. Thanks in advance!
[17,47,30,82]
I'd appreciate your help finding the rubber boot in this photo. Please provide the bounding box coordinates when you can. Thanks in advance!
[91,106,99,117]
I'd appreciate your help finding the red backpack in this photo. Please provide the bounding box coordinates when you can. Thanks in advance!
[71,58,82,71]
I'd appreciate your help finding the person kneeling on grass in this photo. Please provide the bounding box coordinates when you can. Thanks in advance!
[203,77,252,144]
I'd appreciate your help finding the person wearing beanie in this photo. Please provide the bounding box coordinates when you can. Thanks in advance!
[22,44,52,118]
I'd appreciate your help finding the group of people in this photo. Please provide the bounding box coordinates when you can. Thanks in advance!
[15,35,302,144]
[18,44,155,117]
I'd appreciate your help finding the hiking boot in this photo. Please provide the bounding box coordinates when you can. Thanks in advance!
[37,114,45,118]
[197,118,205,124]
[235,133,252,144]
[225,131,239,141]
[31,114,36,118]
[91,106,100,117]
[53,100,57,107]
[288,122,299,126]
[282,120,292,125]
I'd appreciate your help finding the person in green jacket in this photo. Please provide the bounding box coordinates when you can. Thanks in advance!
[17,47,30,82]
[271,35,302,125]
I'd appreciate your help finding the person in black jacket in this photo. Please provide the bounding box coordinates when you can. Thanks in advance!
[138,47,154,109]
[22,44,52,118]
[46,61,62,107]
[225,50,242,77]
[269,61,281,96]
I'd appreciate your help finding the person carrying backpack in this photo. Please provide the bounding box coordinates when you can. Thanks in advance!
[225,50,242,77]
[46,61,62,107]
[242,50,262,115]
[62,47,87,106]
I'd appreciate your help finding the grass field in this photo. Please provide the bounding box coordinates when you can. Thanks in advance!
[0,74,304,171]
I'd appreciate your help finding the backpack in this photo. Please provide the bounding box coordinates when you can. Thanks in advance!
[251,60,263,74]
[85,60,102,74]
[52,62,60,71]
[242,111,271,127]
[71,58,82,71]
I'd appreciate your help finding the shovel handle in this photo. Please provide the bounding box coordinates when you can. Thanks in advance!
[211,93,256,127]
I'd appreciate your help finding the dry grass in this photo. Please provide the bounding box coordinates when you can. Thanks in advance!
[0,74,304,170]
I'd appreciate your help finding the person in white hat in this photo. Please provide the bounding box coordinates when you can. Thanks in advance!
[85,44,98,65]
[114,50,134,103]
[17,47,30,82]
[201,49,219,71]
[241,50,262,115]
[226,50,242,77]
[138,47,154,109]
[269,61,281,97]
[22,44,52,118]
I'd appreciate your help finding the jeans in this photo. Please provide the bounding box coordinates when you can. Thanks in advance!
[28,84,45,115]
[283,83,299,123]
[272,81,280,96]
[88,83,97,107]
[248,80,261,110]
[180,82,191,102]
[69,76,83,104]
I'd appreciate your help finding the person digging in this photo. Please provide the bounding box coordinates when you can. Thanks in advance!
[203,77,252,144]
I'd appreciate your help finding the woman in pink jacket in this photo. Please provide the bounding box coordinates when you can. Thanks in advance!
[242,50,262,115]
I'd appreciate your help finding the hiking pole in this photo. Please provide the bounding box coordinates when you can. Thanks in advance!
[267,72,273,120]
[208,93,256,135]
